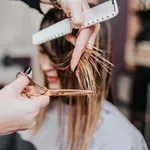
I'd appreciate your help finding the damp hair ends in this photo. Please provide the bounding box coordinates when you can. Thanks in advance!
[34,7,113,150]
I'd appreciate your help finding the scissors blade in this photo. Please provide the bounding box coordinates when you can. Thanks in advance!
[44,89,93,96]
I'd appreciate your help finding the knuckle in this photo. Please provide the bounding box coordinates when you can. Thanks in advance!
[29,120,37,129]
[73,18,83,26]
[18,123,27,130]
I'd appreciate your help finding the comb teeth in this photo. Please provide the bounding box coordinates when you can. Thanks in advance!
[32,0,119,45]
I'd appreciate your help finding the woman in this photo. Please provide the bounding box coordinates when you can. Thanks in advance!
[0,8,148,150]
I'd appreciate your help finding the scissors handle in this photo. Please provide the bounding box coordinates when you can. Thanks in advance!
[16,72,48,96]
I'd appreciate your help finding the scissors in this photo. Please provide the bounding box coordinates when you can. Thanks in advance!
[16,72,93,97]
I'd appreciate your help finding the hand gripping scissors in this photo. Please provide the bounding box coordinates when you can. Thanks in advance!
[16,72,93,97]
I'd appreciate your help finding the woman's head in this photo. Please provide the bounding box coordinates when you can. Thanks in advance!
[37,7,112,150]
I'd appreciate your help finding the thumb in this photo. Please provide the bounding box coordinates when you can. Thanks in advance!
[69,1,84,30]
[7,67,32,95]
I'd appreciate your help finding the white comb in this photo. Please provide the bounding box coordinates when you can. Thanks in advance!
[32,0,119,45]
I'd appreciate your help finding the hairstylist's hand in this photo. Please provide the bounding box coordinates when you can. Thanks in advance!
[40,0,100,71]
[57,0,100,71]
[0,67,49,134]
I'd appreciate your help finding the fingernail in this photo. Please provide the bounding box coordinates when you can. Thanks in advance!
[72,28,79,36]
[23,66,32,74]
[71,64,76,72]
[74,66,78,73]
[71,59,78,72]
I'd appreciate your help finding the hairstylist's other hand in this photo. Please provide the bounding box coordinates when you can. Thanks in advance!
[0,67,49,134]
[57,0,100,71]
[40,0,100,71]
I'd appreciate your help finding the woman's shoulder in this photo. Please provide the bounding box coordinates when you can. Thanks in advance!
[92,100,148,150]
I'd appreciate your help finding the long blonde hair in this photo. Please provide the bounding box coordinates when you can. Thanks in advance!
[35,7,112,150]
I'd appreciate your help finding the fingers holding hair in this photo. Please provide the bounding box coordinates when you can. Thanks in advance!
[70,27,94,71]
[70,0,98,71]
[70,24,100,71]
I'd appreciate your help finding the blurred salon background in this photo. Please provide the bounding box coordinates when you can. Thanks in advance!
[0,0,150,148]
